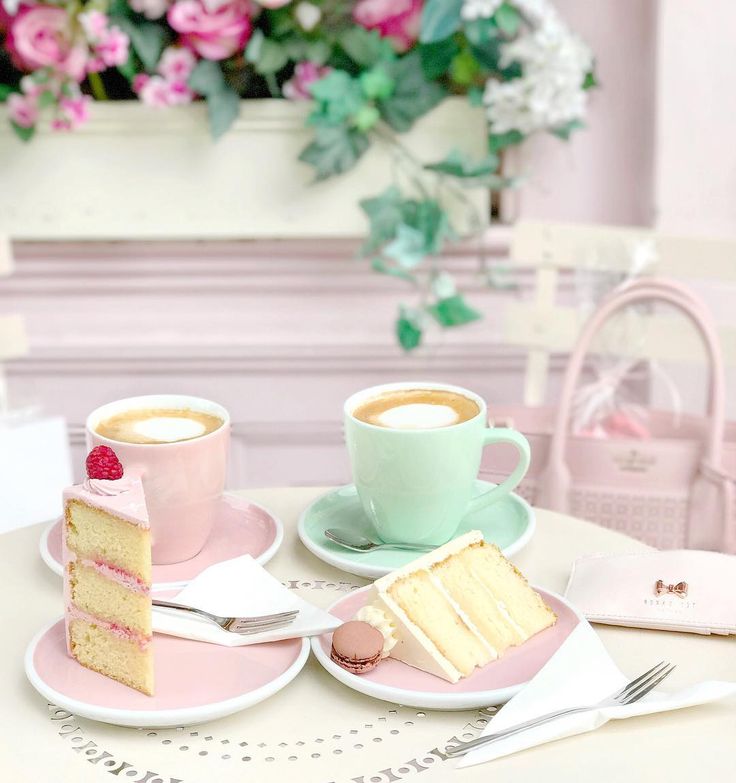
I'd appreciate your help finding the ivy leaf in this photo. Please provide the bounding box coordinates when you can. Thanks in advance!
[245,29,289,74]
[551,118,584,140]
[489,129,524,153]
[378,52,446,132]
[431,271,457,300]
[396,309,423,351]
[583,70,598,90]
[419,38,459,80]
[427,294,482,327]
[360,186,405,252]
[384,223,428,269]
[450,48,482,86]
[298,125,370,181]
[420,0,463,44]
[37,90,56,109]
[206,86,240,140]
[113,17,166,71]
[495,3,521,36]
[412,199,453,254]
[305,40,332,65]
[188,59,225,96]
[117,51,137,82]
[11,121,35,142]
[359,65,395,100]
[339,27,393,67]
[0,84,15,102]
[308,70,365,126]
[371,257,417,284]
[425,148,499,178]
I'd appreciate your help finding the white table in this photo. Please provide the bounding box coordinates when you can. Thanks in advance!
[2,487,734,782]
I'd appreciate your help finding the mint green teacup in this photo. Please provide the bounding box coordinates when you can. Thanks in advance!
[344,382,530,547]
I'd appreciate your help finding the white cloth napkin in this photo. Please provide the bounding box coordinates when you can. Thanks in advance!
[459,620,736,767]
[152,555,341,646]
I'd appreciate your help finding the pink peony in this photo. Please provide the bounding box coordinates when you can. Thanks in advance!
[9,6,88,82]
[7,92,38,128]
[353,0,421,53]
[283,61,330,101]
[167,0,251,60]
[157,46,197,81]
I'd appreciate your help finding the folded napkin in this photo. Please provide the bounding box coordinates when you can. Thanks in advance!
[459,620,736,767]
[152,555,341,646]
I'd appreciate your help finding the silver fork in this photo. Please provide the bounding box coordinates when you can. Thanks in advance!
[445,661,676,758]
[152,598,299,635]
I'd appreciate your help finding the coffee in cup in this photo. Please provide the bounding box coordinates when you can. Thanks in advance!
[352,388,480,430]
[95,407,224,445]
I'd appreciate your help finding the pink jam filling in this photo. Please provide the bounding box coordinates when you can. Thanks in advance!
[81,558,151,595]
[67,605,152,650]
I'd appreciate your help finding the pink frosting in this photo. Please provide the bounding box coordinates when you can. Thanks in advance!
[74,554,151,594]
[66,605,152,650]
[63,470,149,528]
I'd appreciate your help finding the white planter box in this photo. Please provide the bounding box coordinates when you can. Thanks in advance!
[0,98,488,240]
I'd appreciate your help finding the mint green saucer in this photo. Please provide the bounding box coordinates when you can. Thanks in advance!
[297,481,535,579]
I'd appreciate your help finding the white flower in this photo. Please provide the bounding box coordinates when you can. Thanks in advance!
[129,0,170,20]
[295,1,321,31]
[1,0,20,14]
[483,5,593,137]
[461,0,503,21]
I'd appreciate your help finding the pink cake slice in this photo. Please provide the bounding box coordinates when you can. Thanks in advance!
[63,463,154,696]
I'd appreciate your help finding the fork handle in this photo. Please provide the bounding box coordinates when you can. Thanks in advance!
[152,598,223,624]
[445,705,592,757]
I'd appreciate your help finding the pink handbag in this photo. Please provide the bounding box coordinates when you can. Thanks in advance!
[481,277,736,552]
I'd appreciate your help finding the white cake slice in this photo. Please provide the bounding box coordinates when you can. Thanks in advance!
[355,530,556,683]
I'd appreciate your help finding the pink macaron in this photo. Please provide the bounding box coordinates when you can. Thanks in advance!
[330,621,384,675]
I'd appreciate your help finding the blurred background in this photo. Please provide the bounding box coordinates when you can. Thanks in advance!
[0,0,734,530]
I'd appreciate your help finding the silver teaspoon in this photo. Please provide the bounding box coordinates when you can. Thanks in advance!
[324,528,434,553]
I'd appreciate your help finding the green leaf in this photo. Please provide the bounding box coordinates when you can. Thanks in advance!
[419,38,460,80]
[396,311,422,351]
[468,85,484,106]
[371,257,417,284]
[206,86,240,140]
[427,294,482,327]
[450,48,481,85]
[0,84,15,102]
[37,90,56,109]
[583,70,598,90]
[298,125,370,181]
[425,148,499,178]
[359,65,394,100]
[360,186,405,252]
[420,0,463,44]
[384,223,427,269]
[113,17,166,72]
[550,118,584,140]
[353,104,380,132]
[305,40,332,66]
[188,60,226,96]
[11,121,35,142]
[117,52,137,82]
[308,70,365,126]
[431,271,457,300]
[245,30,289,74]
[413,199,453,254]
[489,129,524,152]
[378,52,446,132]
[495,3,521,36]
[339,27,393,67]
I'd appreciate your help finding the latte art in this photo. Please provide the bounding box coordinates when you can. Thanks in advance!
[95,408,224,445]
[352,389,479,430]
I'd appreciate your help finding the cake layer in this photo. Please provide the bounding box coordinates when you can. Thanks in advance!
[66,500,152,583]
[69,618,154,696]
[68,561,152,636]
[388,571,493,677]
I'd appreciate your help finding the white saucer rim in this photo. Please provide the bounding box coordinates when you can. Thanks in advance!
[297,483,536,580]
[310,585,582,711]
[38,492,284,590]
[25,618,309,728]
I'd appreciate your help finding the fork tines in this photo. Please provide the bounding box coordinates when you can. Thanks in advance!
[617,661,677,705]
[226,609,299,635]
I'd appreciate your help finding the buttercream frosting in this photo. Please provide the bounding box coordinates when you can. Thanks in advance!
[354,605,397,658]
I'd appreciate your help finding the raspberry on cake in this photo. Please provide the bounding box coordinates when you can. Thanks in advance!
[63,448,154,695]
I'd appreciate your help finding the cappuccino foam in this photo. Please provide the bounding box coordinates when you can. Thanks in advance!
[352,389,479,430]
[95,408,224,445]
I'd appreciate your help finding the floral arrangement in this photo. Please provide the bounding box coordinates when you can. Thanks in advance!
[0,0,596,349]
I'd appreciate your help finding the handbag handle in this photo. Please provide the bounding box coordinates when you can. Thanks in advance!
[537,278,729,538]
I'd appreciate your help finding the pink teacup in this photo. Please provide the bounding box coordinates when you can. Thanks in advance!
[86,394,230,565]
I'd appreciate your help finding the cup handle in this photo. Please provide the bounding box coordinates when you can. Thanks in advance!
[467,428,530,514]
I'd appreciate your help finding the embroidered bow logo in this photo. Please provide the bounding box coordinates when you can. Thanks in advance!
[654,579,688,598]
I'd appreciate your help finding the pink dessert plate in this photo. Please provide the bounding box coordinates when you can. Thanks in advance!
[311,586,581,711]
[39,493,283,589]
[25,618,309,728]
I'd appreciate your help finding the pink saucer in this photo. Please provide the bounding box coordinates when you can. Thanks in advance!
[312,587,581,710]
[40,493,283,588]
[26,619,308,727]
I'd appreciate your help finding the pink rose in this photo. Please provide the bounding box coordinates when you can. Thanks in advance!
[59,95,91,129]
[167,0,251,60]
[95,25,129,67]
[10,6,88,82]
[353,0,421,53]
[7,92,38,128]
[283,61,330,101]
[134,73,194,107]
